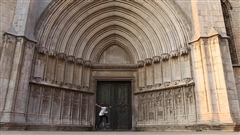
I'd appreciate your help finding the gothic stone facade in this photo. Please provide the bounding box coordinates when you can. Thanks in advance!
[0,0,240,131]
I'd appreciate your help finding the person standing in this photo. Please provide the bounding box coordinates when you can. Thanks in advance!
[95,103,111,130]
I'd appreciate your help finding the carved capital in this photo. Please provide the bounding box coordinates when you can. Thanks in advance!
[180,47,189,55]
[82,86,89,91]
[26,41,35,49]
[4,35,16,44]
[49,50,57,57]
[145,58,152,66]
[84,60,91,67]
[137,60,145,67]
[163,81,170,87]
[57,53,66,60]
[66,55,75,62]
[170,50,179,58]
[75,58,83,65]
[37,46,47,54]
[153,56,161,63]
[161,53,169,60]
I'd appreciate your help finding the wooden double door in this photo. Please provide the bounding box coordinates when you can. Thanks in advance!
[96,81,132,130]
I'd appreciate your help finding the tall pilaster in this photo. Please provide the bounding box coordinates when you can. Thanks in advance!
[190,0,239,125]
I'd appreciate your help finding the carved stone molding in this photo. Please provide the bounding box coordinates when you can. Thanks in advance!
[163,81,170,87]
[137,60,145,67]
[92,64,138,69]
[65,83,73,88]
[146,85,153,89]
[180,47,189,55]
[84,60,91,67]
[153,56,161,63]
[66,55,75,62]
[4,34,17,44]
[26,41,35,49]
[138,87,144,91]
[145,58,152,66]
[82,86,89,91]
[37,46,47,54]
[161,53,169,61]
[170,80,181,86]
[75,58,83,65]
[170,50,179,58]
[57,53,66,60]
[33,77,42,82]
[154,83,161,87]
[49,50,57,57]
[56,81,64,86]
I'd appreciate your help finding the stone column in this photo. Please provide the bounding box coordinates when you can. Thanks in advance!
[65,55,75,88]
[153,56,162,87]
[33,47,47,82]
[170,50,181,85]
[45,50,56,83]
[137,60,145,91]
[56,53,66,86]
[161,53,170,87]
[74,58,83,89]
[190,0,240,125]
[82,60,91,91]
[145,58,153,89]
[179,47,192,83]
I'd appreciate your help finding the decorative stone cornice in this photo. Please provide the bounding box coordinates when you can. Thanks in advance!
[66,55,75,62]
[161,53,169,60]
[170,50,179,58]
[180,47,189,55]
[91,64,138,69]
[84,60,91,67]
[137,60,145,67]
[48,50,57,57]
[57,53,66,60]
[75,58,83,65]
[153,56,161,63]
[145,58,152,66]
[37,46,47,54]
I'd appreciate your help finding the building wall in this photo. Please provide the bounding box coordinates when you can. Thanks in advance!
[0,0,17,57]
[0,0,240,131]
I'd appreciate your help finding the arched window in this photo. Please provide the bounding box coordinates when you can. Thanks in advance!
[221,0,238,64]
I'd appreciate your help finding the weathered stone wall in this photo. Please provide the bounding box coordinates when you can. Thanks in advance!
[0,0,17,58]
[229,0,240,64]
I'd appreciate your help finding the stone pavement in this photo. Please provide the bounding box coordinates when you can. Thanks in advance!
[0,131,239,135]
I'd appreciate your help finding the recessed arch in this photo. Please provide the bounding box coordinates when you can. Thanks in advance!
[35,0,191,62]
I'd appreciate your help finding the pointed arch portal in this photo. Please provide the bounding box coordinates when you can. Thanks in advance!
[30,0,196,131]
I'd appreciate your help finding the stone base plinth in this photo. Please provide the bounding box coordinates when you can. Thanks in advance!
[0,123,92,131]
[135,124,240,132]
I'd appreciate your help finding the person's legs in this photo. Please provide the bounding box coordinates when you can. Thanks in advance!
[96,116,103,129]
[104,115,108,123]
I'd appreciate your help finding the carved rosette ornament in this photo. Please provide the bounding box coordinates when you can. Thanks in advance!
[75,58,83,65]
[37,46,47,54]
[137,60,145,67]
[180,47,188,55]
[66,55,75,62]
[161,53,169,61]
[153,56,161,63]
[49,50,57,57]
[84,60,91,67]
[170,50,179,58]
[145,58,152,66]
[57,53,66,60]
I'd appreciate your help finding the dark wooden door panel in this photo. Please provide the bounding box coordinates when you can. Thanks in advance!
[96,81,131,130]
